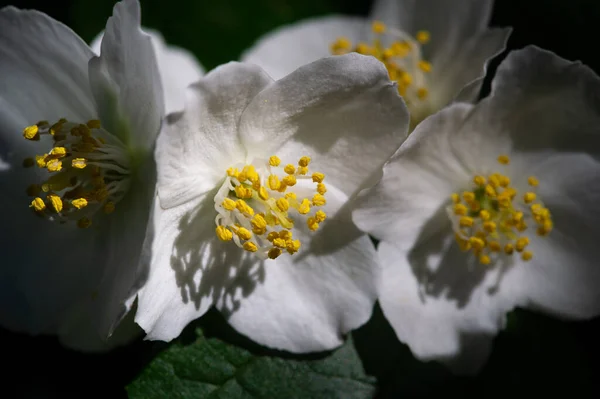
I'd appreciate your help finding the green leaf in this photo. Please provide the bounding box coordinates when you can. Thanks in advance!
[127,327,375,399]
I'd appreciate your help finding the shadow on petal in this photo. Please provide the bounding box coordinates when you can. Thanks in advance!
[407,204,513,309]
[169,188,266,319]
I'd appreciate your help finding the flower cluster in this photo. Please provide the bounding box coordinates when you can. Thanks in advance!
[1,0,599,377]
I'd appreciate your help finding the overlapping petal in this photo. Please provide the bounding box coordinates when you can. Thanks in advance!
[352,46,600,373]
[88,0,163,150]
[240,53,409,197]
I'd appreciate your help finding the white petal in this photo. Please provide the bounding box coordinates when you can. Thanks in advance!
[135,191,234,341]
[217,182,379,352]
[88,0,164,150]
[483,46,600,150]
[241,15,368,81]
[90,28,204,114]
[156,62,272,209]
[240,53,409,197]
[502,153,600,319]
[0,7,95,158]
[377,241,518,375]
[352,103,476,246]
[429,28,510,107]
[370,0,495,63]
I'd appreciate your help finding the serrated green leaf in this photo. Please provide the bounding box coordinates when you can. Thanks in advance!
[127,328,375,399]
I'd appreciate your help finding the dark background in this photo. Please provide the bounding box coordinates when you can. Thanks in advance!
[2,0,600,397]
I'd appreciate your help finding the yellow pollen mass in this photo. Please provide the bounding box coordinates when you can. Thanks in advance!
[329,23,434,120]
[215,154,327,260]
[21,117,130,227]
[447,155,552,266]
[30,197,46,212]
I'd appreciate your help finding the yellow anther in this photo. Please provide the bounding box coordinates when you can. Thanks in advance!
[86,119,101,129]
[521,251,533,261]
[479,210,490,221]
[251,214,267,233]
[77,217,92,229]
[103,201,115,214]
[268,155,281,167]
[473,175,486,186]
[30,197,46,212]
[284,164,296,175]
[499,175,510,187]
[451,193,460,203]
[297,166,308,175]
[243,242,258,252]
[456,234,471,252]
[488,241,501,252]
[71,198,88,209]
[307,217,319,231]
[236,227,252,240]
[497,155,510,165]
[355,42,372,55]
[504,243,514,255]
[222,198,236,211]
[416,87,428,100]
[417,60,432,73]
[71,158,87,169]
[315,210,327,222]
[312,173,325,183]
[317,183,327,195]
[298,156,311,167]
[459,216,474,228]
[416,30,430,44]
[234,185,252,199]
[267,232,279,242]
[488,174,500,188]
[46,159,62,172]
[286,239,301,254]
[479,255,492,265]
[372,20,386,34]
[282,175,297,186]
[23,125,39,140]
[48,194,63,213]
[279,230,292,240]
[469,237,485,250]
[528,176,539,187]
[268,174,281,190]
[227,167,239,177]
[453,203,468,216]
[35,155,47,168]
[312,194,326,206]
[258,186,269,200]
[244,165,259,182]
[284,192,297,200]
[330,37,352,54]
[462,191,475,202]
[268,247,283,259]
[50,147,67,157]
[276,197,290,212]
[272,238,286,248]
[236,199,254,217]
[516,237,529,252]
[297,198,311,215]
[523,192,536,203]
[483,221,496,233]
[485,185,497,197]
[216,226,233,241]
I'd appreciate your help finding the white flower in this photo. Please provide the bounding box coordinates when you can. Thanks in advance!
[0,0,198,352]
[134,53,409,352]
[90,28,204,115]
[241,0,511,129]
[352,46,600,374]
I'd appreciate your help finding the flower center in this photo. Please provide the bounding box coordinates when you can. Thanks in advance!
[330,20,433,128]
[214,155,327,260]
[447,155,553,265]
[22,118,131,228]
